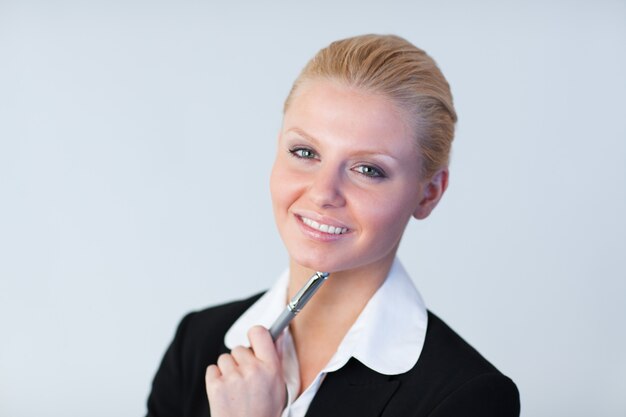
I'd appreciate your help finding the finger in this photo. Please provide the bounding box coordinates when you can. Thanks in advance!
[230,345,255,367]
[247,325,280,366]
[205,364,221,381]
[216,353,238,374]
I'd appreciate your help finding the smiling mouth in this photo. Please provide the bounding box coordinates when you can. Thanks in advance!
[299,216,349,235]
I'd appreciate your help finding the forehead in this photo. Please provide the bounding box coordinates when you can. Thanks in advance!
[283,79,417,155]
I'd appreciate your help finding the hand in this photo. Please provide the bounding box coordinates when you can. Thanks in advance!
[205,325,286,417]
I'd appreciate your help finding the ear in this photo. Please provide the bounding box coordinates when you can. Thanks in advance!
[413,168,449,220]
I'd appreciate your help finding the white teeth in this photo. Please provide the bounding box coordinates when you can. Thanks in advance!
[301,216,348,235]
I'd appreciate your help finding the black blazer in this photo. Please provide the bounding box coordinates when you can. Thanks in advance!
[146,293,520,417]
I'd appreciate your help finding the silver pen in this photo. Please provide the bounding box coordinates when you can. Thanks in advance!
[269,271,330,341]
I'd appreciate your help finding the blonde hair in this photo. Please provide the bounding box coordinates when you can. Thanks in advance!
[284,34,457,179]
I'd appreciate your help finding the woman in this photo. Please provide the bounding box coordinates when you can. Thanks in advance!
[146,34,520,417]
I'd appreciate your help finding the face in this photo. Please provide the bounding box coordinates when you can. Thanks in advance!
[270,79,437,274]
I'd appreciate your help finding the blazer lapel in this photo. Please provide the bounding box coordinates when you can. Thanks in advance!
[305,358,400,417]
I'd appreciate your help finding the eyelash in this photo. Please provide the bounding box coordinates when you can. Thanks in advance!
[288,147,387,179]
[353,164,386,178]
[289,147,318,160]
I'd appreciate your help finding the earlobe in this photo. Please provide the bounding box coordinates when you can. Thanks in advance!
[413,168,449,220]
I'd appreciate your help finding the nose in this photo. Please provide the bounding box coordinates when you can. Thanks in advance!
[307,163,346,209]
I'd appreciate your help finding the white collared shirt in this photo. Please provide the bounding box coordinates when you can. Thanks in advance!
[224,258,428,417]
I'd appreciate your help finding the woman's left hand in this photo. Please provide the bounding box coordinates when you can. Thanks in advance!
[205,325,286,417]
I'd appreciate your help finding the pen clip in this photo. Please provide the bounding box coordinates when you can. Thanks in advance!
[288,271,329,313]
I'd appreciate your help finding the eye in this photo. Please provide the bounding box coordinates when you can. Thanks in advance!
[289,147,318,159]
[353,164,386,178]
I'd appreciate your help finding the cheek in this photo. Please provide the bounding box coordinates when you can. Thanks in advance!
[270,160,300,214]
[354,187,417,237]
[363,205,407,235]
[269,165,285,213]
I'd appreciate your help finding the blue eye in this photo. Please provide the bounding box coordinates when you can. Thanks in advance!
[289,147,317,159]
[354,165,385,178]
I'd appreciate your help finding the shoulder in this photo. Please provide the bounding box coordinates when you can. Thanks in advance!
[389,311,520,416]
[182,292,264,333]
[175,292,265,357]
[159,292,265,386]
[420,311,501,375]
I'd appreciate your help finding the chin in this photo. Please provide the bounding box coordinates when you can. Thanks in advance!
[292,256,332,273]
[291,251,369,274]
[289,250,342,273]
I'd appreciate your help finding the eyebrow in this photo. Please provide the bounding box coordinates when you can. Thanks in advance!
[286,127,320,146]
[284,127,402,162]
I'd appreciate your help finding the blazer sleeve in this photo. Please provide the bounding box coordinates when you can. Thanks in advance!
[146,312,194,417]
[426,372,520,417]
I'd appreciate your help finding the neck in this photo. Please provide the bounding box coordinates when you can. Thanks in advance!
[285,256,396,394]
[286,255,396,341]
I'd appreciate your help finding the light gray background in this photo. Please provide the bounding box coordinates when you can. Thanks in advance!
[1,1,625,416]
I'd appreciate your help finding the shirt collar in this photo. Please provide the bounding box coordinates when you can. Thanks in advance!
[224,258,428,375]
[224,269,290,348]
